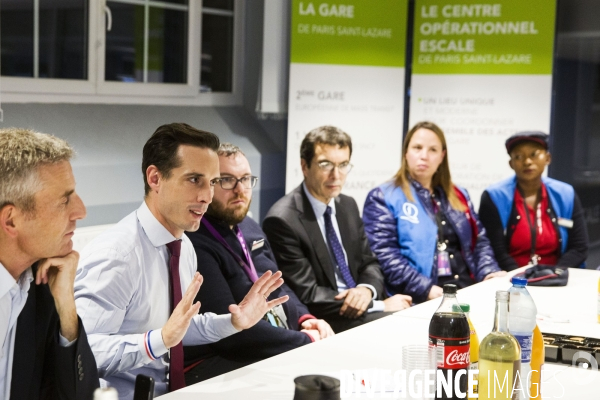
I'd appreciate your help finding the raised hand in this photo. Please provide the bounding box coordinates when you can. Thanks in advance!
[229,270,289,331]
[36,251,80,341]
[162,272,203,349]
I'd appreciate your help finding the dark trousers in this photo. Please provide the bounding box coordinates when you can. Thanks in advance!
[184,355,255,385]
[327,311,393,333]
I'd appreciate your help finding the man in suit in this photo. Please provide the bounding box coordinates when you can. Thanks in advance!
[0,128,99,399]
[184,143,334,383]
[263,126,412,333]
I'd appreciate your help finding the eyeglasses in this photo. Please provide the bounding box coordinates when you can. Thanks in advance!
[218,175,258,190]
[316,161,353,174]
[510,150,546,162]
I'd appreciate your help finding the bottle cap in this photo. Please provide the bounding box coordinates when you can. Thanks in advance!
[451,303,469,313]
[496,290,509,301]
[512,276,528,286]
[443,284,457,294]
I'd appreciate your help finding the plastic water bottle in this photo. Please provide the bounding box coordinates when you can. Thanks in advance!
[508,277,537,400]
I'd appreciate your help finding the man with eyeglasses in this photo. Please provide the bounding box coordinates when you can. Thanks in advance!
[74,124,288,399]
[263,126,412,333]
[183,143,334,383]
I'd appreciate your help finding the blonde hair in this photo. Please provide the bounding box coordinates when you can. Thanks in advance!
[0,128,73,212]
[394,121,465,212]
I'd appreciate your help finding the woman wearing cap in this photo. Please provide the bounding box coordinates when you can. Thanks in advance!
[479,131,588,271]
[362,121,504,303]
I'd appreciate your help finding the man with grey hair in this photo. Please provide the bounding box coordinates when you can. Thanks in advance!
[0,128,99,399]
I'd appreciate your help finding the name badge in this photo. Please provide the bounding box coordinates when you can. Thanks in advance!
[252,239,265,251]
[557,218,573,229]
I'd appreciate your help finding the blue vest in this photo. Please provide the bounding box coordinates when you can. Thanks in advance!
[380,182,437,278]
[485,176,574,255]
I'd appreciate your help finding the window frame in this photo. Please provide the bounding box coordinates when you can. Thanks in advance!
[1,0,244,106]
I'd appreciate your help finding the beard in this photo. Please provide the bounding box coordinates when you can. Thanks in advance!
[207,195,252,226]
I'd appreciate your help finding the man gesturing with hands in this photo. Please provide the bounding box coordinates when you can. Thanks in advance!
[75,124,288,400]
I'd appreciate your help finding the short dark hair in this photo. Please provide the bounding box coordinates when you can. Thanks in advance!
[218,142,245,157]
[300,125,353,166]
[142,123,220,195]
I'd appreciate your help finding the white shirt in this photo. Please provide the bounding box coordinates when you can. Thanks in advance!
[0,265,32,400]
[302,184,385,312]
[75,201,239,400]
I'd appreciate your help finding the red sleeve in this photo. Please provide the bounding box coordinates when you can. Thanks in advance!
[298,314,317,325]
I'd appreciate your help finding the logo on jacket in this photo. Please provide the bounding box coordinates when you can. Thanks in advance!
[400,202,419,224]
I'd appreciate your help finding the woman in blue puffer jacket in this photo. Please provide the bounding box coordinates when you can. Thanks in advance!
[363,121,505,303]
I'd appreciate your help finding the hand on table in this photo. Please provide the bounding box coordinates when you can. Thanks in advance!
[162,272,203,349]
[484,270,507,281]
[36,251,80,342]
[301,329,321,342]
[427,285,443,300]
[335,286,372,319]
[383,294,412,312]
[230,270,289,331]
[301,319,335,339]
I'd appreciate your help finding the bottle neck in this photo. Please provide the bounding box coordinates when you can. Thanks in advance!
[493,299,510,333]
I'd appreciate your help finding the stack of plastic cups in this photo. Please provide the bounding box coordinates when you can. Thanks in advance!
[402,345,436,400]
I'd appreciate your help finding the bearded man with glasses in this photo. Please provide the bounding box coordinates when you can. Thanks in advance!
[183,143,334,384]
[263,126,412,333]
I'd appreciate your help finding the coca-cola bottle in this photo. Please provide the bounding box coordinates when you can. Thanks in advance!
[429,284,470,400]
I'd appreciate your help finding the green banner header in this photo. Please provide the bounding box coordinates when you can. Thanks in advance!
[413,0,556,74]
[291,0,408,67]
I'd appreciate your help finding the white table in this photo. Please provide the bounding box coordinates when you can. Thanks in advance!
[160,268,600,399]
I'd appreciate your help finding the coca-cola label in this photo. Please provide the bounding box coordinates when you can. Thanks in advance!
[429,335,470,369]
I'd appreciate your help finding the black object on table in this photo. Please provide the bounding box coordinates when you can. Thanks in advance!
[294,375,340,400]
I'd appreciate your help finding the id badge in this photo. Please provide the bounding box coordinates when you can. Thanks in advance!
[263,305,289,329]
[437,243,452,277]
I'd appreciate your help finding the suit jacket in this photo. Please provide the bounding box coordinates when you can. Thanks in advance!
[11,267,99,400]
[184,215,313,364]
[263,184,385,323]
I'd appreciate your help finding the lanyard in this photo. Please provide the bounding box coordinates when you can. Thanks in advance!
[202,219,259,282]
[429,195,446,251]
[519,187,542,263]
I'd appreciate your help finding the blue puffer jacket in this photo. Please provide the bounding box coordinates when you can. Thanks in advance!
[363,180,500,303]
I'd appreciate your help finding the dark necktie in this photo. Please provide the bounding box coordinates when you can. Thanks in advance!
[323,206,356,288]
[166,240,185,391]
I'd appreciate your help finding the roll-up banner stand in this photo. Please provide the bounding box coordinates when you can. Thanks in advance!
[409,0,557,207]
[286,0,409,209]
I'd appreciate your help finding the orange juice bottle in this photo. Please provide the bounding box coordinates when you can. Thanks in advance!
[529,325,545,398]
[459,304,479,400]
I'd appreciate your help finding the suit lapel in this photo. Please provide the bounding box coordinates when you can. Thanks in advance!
[294,186,338,289]
[335,197,358,280]
[12,277,37,398]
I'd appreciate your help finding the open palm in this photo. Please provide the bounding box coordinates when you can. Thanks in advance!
[229,270,289,330]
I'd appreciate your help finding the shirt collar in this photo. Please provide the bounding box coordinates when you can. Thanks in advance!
[0,262,33,298]
[302,182,336,217]
[137,201,178,248]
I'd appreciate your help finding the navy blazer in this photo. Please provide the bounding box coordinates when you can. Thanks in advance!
[184,215,313,364]
[262,184,385,322]
[11,266,99,400]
